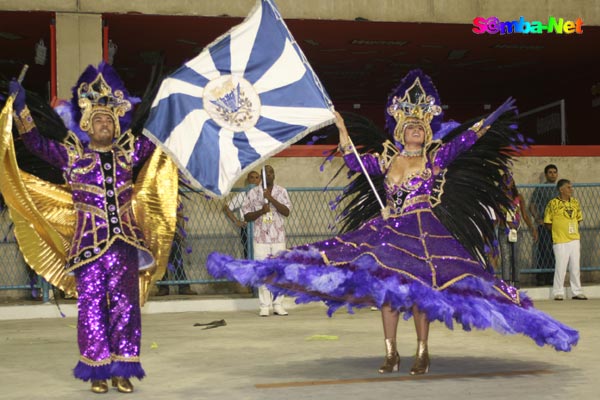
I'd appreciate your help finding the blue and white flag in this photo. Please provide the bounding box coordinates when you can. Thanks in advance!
[144,0,335,197]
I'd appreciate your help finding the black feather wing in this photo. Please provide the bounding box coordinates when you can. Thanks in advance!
[431,113,528,269]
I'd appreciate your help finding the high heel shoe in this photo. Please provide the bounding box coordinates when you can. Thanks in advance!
[409,339,430,375]
[378,338,401,373]
[111,377,134,393]
[91,379,108,394]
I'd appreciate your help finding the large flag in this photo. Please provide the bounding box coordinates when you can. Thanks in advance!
[144,0,335,197]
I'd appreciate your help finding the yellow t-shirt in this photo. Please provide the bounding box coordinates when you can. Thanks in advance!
[544,197,583,244]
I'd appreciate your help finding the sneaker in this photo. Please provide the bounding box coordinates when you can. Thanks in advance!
[572,294,588,300]
[259,307,270,317]
[553,295,564,301]
[273,305,289,316]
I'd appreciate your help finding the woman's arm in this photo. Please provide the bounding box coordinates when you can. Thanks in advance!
[433,122,489,169]
[335,111,383,176]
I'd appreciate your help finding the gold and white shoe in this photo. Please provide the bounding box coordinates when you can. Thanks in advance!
[111,377,134,393]
[378,338,400,373]
[409,340,430,375]
[91,379,108,394]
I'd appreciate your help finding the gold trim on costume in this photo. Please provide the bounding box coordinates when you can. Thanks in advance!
[469,119,485,136]
[430,171,446,208]
[71,182,106,197]
[115,130,135,164]
[116,184,130,198]
[65,234,154,275]
[73,202,106,220]
[111,354,141,362]
[80,356,112,366]
[13,107,36,133]
[71,153,97,176]
[377,140,399,173]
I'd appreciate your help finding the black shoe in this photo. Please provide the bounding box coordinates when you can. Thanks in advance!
[572,294,588,300]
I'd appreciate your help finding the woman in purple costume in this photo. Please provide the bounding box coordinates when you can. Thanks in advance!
[9,64,157,393]
[207,70,578,375]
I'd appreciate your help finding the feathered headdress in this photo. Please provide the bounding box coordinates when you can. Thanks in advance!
[67,62,139,142]
[384,69,443,146]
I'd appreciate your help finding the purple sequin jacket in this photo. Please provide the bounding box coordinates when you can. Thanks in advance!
[20,127,156,274]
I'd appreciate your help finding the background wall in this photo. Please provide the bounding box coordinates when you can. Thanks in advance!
[2,0,598,24]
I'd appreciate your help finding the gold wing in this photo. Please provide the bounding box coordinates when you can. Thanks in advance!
[0,98,77,296]
[132,147,179,306]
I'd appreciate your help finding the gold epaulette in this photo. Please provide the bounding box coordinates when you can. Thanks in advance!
[13,107,35,134]
[470,119,486,137]
[115,130,135,163]
[377,140,399,172]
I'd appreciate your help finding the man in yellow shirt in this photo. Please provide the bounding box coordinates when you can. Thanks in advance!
[544,179,587,300]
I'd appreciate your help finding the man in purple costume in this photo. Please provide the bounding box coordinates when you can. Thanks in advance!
[207,69,578,375]
[10,63,155,393]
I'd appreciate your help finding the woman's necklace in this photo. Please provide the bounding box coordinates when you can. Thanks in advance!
[400,148,423,157]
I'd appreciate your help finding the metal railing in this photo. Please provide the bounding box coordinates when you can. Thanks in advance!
[2,184,599,299]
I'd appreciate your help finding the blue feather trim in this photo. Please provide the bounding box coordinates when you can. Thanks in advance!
[73,361,111,381]
[207,249,579,352]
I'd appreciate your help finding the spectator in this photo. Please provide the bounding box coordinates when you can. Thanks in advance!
[529,164,558,286]
[497,175,538,286]
[242,165,291,317]
[544,179,587,301]
[223,170,260,259]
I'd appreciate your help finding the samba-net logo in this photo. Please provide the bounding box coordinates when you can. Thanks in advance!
[472,16,583,34]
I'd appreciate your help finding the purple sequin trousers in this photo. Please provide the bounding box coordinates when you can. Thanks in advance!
[73,240,145,381]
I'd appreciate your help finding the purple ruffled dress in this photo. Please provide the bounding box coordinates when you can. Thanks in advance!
[207,129,578,352]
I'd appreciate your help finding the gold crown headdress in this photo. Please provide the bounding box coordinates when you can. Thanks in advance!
[386,77,442,145]
[77,72,132,138]
[67,62,137,141]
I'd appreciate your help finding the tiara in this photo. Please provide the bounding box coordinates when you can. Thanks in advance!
[387,77,442,124]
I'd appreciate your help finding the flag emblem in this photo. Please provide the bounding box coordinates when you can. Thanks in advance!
[204,75,260,131]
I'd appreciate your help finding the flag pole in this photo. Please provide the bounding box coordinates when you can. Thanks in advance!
[8,64,29,102]
[261,165,268,204]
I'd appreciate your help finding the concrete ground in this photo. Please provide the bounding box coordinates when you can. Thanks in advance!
[0,292,599,400]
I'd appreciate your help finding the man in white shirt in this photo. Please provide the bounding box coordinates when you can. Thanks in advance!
[242,165,292,316]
